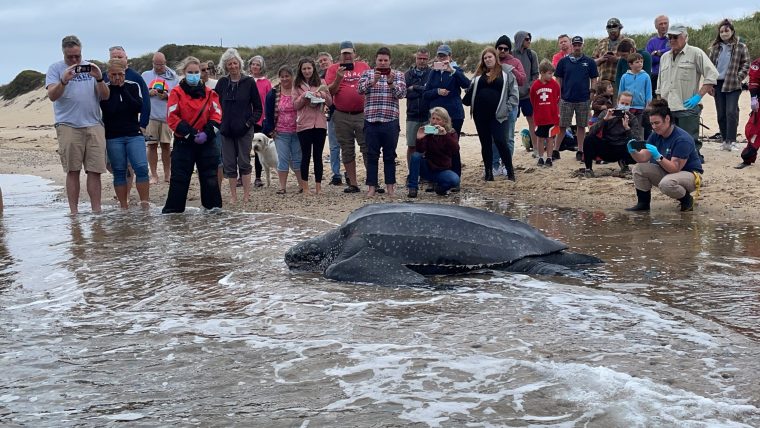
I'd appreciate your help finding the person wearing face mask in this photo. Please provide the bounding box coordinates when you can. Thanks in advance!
[582,91,640,176]
[162,56,223,213]
[708,19,750,152]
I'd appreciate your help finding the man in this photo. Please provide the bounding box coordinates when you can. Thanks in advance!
[493,35,526,174]
[141,52,179,184]
[582,91,640,175]
[593,18,633,85]
[404,48,432,166]
[357,47,407,197]
[613,39,652,94]
[317,51,343,186]
[656,23,718,161]
[514,31,540,154]
[552,34,571,68]
[45,35,110,214]
[555,36,599,163]
[625,99,702,212]
[646,15,671,97]
[325,41,371,193]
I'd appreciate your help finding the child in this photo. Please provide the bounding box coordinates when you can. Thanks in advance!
[618,52,651,140]
[590,80,614,124]
[529,60,561,167]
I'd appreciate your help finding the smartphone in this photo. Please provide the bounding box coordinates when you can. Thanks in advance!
[340,63,354,71]
[375,67,391,76]
[631,140,647,151]
[75,64,92,74]
[432,61,444,71]
[423,125,437,134]
[612,109,626,117]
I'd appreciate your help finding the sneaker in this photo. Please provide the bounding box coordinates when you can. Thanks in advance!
[720,142,730,151]
[343,185,360,193]
[735,162,751,169]
[583,168,594,178]
[425,184,435,192]
[407,188,418,198]
[450,186,461,193]
[254,178,264,188]
[617,159,630,172]
[329,176,343,186]
[537,158,545,167]
[552,150,561,160]
[729,142,738,151]
[492,167,501,177]
[545,158,553,167]
[434,185,448,196]
[498,165,508,176]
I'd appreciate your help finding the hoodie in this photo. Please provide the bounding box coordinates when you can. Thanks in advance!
[513,31,539,100]
[141,67,179,122]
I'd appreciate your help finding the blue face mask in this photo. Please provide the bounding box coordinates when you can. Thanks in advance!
[185,73,201,86]
[616,104,631,111]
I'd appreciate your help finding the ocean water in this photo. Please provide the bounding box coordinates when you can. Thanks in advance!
[1,174,759,427]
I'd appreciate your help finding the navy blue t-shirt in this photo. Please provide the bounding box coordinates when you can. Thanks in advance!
[555,55,599,102]
[646,125,703,173]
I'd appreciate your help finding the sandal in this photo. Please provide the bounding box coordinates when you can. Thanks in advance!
[276,189,286,194]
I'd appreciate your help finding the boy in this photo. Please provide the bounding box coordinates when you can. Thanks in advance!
[530,60,561,166]
[618,53,652,140]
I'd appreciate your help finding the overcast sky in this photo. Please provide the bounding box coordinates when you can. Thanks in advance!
[1,1,758,84]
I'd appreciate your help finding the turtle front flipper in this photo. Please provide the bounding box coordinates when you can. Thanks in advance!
[325,247,428,286]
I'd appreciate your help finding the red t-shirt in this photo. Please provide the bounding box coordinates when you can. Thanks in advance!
[552,51,568,68]
[324,61,370,113]
[529,78,560,126]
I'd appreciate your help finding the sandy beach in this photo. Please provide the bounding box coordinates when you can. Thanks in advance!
[0,87,755,224]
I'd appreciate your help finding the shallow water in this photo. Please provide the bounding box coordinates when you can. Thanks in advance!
[1,174,759,427]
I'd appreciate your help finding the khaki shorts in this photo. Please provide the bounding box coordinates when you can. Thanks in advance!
[145,119,173,145]
[55,124,107,173]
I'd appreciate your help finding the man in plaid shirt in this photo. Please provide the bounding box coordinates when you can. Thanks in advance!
[358,47,407,197]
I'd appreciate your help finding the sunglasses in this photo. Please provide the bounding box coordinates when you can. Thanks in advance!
[497,47,509,51]
[668,34,681,39]
[606,25,619,30]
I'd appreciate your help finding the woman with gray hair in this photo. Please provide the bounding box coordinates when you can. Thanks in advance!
[214,48,263,204]
[248,55,272,187]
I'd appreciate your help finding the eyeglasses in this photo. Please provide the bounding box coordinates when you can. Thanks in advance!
[497,47,509,52]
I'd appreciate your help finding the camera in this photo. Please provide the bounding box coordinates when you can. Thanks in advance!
[423,124,438,134]
[375,67,391,76]
[340,63,354,71]
[612,109,626,118]
[74,64,92,74]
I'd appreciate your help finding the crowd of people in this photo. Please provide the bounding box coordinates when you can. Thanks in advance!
[42,14,759,215]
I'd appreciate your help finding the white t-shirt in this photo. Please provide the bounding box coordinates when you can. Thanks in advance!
[45,60,102,127]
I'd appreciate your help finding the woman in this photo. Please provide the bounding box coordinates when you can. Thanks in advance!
[100,58,150,209]
[215,48,263,204]
[162,56,222,213]
[407,107,460,198]
[293,58,332,194]
[464,47,519,181]
[423,44,470,177]
[262,65,306,194]
[708,19,750,151]
[249,55,272,187]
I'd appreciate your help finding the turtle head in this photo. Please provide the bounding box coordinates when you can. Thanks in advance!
[285,230,341,272]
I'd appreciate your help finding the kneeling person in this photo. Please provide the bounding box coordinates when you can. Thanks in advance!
[583,91,640,174]
[407,107,460,197]
[625,99,702,212]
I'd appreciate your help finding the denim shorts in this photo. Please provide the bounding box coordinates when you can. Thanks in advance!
[274,132,301,172]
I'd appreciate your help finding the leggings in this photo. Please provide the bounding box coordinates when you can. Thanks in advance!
[297,128,327,183]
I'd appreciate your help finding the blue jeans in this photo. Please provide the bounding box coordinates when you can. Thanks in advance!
[106,135,149,186]
[327,119,341,180]
[407,152,460,192]
[364,119,399,186]
[274,132,301,172]
[492,108,518,169]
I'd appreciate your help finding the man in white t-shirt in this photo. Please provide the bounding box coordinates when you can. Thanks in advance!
[45,35,110,214]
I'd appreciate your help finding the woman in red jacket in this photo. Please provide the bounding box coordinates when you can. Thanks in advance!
[163,56,223,213]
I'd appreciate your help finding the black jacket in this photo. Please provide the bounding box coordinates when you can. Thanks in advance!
[100,81,143,139]
[405,67,432,121]
[214,76,263,138]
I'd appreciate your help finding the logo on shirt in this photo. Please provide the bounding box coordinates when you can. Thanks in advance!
[149,79,167,92]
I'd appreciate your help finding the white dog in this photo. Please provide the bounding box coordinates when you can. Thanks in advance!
[252,132,278,187]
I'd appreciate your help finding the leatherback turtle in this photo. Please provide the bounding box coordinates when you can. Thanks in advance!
[285,203,602,285]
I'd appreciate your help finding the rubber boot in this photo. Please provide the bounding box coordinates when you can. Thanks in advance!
[679,192,694,212]
[625,189,651,211]
[484,168,494,181]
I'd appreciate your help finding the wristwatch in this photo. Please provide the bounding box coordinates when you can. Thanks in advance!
[657,155,664,162]
[96,78,104,82]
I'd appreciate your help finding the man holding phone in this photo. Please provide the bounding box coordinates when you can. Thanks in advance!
[141,51,179,184]
[593,18,634,88]
[404,48,431,167]
[326,41,371,193]
[625,99,702,212]
[45,35,110,214]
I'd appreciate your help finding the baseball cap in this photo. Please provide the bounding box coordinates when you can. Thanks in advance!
[667,24,688,36]
[339,41,355,54]
[571,36,584,45]
[606,18,622,29]
[61,35,81,48]
[436,44,452,56]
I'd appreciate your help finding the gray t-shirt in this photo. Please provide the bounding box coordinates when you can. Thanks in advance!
[45,60,102,128]
[141,68,179,122]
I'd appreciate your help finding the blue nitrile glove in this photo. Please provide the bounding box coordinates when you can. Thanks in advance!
[626,139,636,154]
[683,94,702,109]
[645,144,662,159]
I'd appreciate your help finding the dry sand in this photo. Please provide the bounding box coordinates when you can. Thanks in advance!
[0,87,756,224]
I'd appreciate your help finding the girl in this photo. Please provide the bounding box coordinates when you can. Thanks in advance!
[293,58,332,194]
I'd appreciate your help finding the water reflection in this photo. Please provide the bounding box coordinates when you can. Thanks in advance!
[1,175,759,426]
